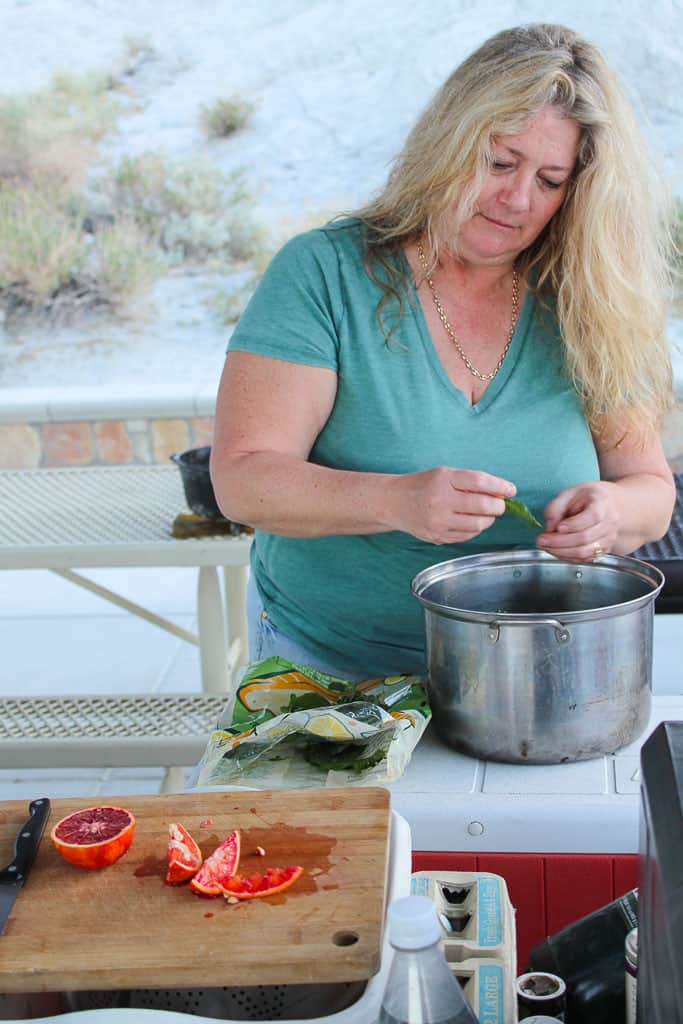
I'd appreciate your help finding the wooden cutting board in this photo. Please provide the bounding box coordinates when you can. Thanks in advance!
[0,787,391,993]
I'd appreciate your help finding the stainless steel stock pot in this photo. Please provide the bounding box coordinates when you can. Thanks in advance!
[411,550,664,764]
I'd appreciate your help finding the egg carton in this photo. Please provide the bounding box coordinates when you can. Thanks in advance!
[410,870,516,966]
[448,956,517,1024]
[411,871,517,1022]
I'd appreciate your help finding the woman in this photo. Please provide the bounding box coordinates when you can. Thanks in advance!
[211,23,676,679]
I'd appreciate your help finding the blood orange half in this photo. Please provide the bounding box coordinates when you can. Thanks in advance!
[50,805,135,870]
[221,865,304,900]
[189,829,241,896]
[166,822,202,885]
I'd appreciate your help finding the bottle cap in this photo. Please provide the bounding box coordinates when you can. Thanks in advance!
[386,894,441,949]
[520,1017,564,1023]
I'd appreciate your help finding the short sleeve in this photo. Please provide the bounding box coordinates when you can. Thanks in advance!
[227,229,343,370]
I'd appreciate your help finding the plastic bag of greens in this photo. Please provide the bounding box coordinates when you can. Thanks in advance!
[195,656,431,789]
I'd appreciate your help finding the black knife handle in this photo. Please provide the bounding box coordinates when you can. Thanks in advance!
[11,798,51,882]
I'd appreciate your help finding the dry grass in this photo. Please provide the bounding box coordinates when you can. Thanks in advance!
[0,59,264,320]
[0,72,116,188]
[0,183,86,311]
[87,217,162,308]
[200,96,254,139]
[0,182,161,317]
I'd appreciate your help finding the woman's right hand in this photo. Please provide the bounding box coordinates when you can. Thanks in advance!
[388,467,516,544]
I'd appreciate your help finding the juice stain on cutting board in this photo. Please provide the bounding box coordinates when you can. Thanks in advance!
[223,824,339,902]
[134,855,166,879]
[132,823,339,899]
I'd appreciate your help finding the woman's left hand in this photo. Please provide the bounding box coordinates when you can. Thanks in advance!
[536,481,620,562]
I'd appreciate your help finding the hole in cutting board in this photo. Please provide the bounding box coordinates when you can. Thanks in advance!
[332,930,359,947]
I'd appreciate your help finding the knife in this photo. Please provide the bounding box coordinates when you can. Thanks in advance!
[0,798,51,936]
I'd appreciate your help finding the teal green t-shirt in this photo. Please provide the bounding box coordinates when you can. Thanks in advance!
[228,219,599,676]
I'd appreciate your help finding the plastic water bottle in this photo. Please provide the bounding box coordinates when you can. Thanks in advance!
[378,895,478,1024]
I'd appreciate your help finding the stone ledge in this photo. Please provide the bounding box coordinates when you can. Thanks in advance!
[0,386,217,425]
[0,394,681,472]
[0,416,215,469]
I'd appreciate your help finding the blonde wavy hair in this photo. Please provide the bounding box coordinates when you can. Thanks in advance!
[354,23,676,435]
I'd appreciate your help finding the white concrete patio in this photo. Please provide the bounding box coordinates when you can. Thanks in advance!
[0,564,681,806]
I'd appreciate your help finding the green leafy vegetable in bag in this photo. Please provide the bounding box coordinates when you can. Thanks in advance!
[302,729,394,773]
[195,656,431,788]
[504,497,543,529]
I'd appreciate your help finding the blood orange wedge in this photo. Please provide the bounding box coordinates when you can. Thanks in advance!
[50,805,135,870]
[166,822,202,885]
[189,829,240,896]
[221,864,304,900]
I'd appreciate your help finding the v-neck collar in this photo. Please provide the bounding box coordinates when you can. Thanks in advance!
[398,248,535,414]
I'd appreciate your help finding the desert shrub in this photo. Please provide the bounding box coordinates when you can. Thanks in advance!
[0,182,87,311]
[200,96,254,139]
[0,72,116,186]
[107,152,167,235]
[49,70,118,138]
[0,182,161,316]
[106,152,264,262]
[86,217,162,307]
[0,63,264,319]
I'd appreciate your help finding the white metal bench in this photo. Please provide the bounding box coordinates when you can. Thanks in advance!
[0,465,249,790]
[0,694,228,793]
[0,465,252,693]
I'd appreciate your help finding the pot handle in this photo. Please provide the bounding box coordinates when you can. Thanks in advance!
[487,618,571,645]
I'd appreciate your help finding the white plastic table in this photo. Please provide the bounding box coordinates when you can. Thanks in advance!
[0,466,252,694]
[389,694,683,853]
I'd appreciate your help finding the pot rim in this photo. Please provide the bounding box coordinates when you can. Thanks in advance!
[411,548,665,624]
[169,445,211,471]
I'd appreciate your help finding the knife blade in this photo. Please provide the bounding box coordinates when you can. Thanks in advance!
[0,798,51,936]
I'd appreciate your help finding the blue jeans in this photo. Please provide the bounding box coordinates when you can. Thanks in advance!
[246,574,364,680]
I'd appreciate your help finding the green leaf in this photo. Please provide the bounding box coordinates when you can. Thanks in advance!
[302,729,394,773]
[504,497,543,530]
[284,692,331,713]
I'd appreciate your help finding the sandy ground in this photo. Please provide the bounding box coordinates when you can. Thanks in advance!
[1,0,682,392]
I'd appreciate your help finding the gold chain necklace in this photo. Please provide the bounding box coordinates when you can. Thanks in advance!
[416,242,520,382]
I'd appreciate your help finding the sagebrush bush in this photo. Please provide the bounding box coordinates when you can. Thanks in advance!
[200,96,254,139]
[0,182,160,316]
[106,152,263,262]
[0,182,86,310]
[87,217,162,307]
[0,72,116,186]
[0,63,265,319]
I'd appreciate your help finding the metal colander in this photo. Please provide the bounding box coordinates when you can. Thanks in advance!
[64,980,366,1020]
